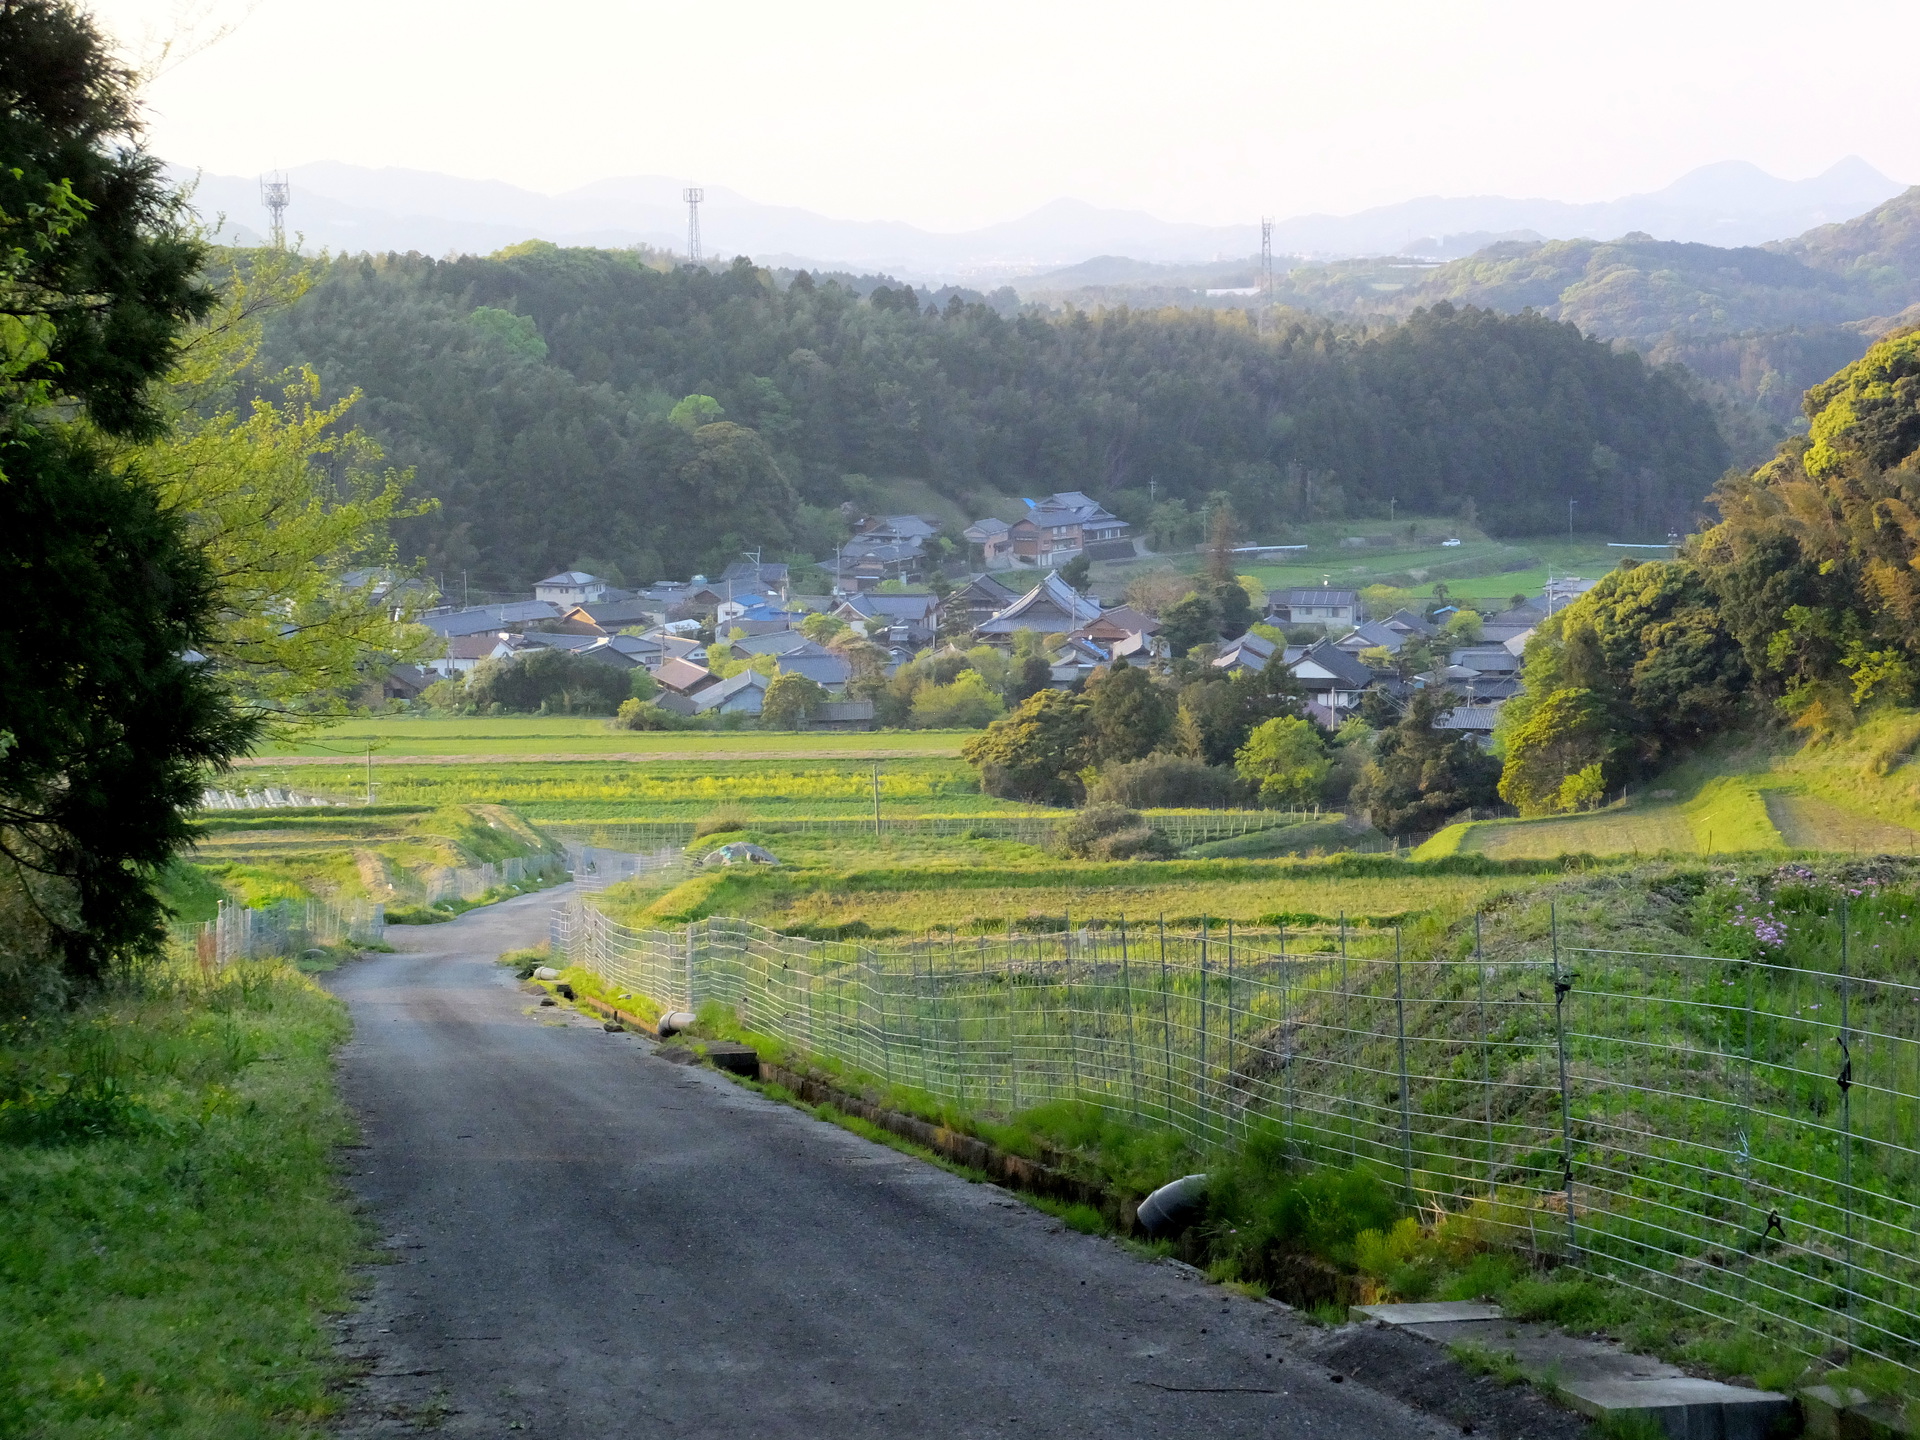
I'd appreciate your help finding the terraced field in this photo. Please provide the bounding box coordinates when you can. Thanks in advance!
[238,755,1010,820]
[1765,791,1920,853]
[252,716,970,760]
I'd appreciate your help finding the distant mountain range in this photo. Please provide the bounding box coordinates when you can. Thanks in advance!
[176,157,1908,279]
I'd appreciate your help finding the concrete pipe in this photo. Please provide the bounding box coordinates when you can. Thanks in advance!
[533,966,561,981]
[1136,1174,1209,1237]
[656,1011,697,1037]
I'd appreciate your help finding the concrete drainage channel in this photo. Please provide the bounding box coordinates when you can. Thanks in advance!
[543,982,1897,1440]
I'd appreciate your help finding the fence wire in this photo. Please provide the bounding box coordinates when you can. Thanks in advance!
[417,853,565,906]
[554,893,1920,1376]
[191,896,385,963]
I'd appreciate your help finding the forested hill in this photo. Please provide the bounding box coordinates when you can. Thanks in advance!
[256,244,1727,588]
[1295,188,1920,452]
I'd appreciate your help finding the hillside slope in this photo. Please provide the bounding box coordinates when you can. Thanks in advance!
[252,249,1727,585]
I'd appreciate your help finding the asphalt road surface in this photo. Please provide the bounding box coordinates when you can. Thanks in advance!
[327,887,1451,1438]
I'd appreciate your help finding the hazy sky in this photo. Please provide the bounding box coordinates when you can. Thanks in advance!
[90,0,1918,231]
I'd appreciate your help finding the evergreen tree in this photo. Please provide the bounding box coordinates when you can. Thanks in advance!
[1085,659,1174,764]
[1352,690,1501,838]
[1,0,254,999]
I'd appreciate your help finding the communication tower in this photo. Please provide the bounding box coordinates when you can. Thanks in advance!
[683,186,704,267]
[260,172,290,250]
[1259,216,1275,332]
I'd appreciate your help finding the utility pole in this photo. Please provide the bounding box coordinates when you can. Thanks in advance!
[1568,498,1577,541]
[871,764,882,838]
[365,743,375,806]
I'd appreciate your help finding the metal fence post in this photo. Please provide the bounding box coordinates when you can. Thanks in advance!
[1226,920,1237,1143]
[1475,911,1494,1184]
[1395,927,1414,1207]
[1158,914,1174,1128]
[1550,902,1578,1260]
[1198,918,1211,1139]
[1119,916,1141,1119]
[1839,896,1856,1353]
[685,921,697,1011]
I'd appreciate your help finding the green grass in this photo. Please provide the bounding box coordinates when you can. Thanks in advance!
[1430,718,1920,861]
[233,756,1003,820]
[254,716,971,759]
[1097,527,1633,606]
[0,958,363,1437]
[184,802,563,910]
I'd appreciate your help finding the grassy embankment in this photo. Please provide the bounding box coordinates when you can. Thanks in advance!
[594,817,1596,939]
[172,801,564,924]
[1422,713,1920,861]
[0,959,364,1438]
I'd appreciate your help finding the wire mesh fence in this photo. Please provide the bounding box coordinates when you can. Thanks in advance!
[417,854,565,906]
[553,894,1920,1377]
[190,897,385,963]
[564,845,685,893]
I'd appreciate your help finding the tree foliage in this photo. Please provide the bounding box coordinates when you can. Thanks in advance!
[255,249,1730,587]
[1352,690,1501,838]
[961,689,1091,805]
[464,650,629,714]
[1695,327,1920,733]
[135,251,434,732]
[761,671,825,729]
[1235,716,1331,807]
[1,0,253,999]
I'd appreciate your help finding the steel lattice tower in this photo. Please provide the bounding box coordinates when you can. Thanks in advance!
[261,172,291,249]
[683,187,704,267]
[1259,217,1275,332]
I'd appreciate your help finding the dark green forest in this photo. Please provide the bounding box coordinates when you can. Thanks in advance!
[254,245,1728,588]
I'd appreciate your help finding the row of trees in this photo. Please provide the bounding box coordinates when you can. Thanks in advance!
[958,653,1500,839]
[254,245,1731,587]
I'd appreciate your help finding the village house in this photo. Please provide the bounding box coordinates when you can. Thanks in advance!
[961,517,1013,567]
[998,492,1131,567]
[533,570,610,606]
[1268,585,1358,630]
[938,573,1021,634]
[972,572,1103,643]
[1286,640,1374,721]
[834,591,939,647]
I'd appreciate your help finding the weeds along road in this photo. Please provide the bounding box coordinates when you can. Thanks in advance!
[326,888,1451,1439]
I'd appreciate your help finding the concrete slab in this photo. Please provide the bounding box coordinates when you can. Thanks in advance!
[1802,1383,1915,1439]
[695,1040,760,1076]
[1350,1301,1504,1326]
[1348,1300,1792,1440]
[1560,1377,1792,1440]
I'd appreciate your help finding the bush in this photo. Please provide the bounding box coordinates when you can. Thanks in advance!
[692,805,752,839]
[1235,716,1331,808]
[910,670,1004,729]
[467,648,630,714]
[1085,753,1250,808]
[1057,804,1175,861]
[615,697,688,730]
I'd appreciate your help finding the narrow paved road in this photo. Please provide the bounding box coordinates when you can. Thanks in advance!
[327,888,1447,1438]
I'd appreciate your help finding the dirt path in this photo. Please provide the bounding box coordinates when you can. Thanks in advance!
[323,889,1453,1439]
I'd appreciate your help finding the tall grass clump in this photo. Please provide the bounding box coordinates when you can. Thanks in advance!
[0,957,363,1437]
